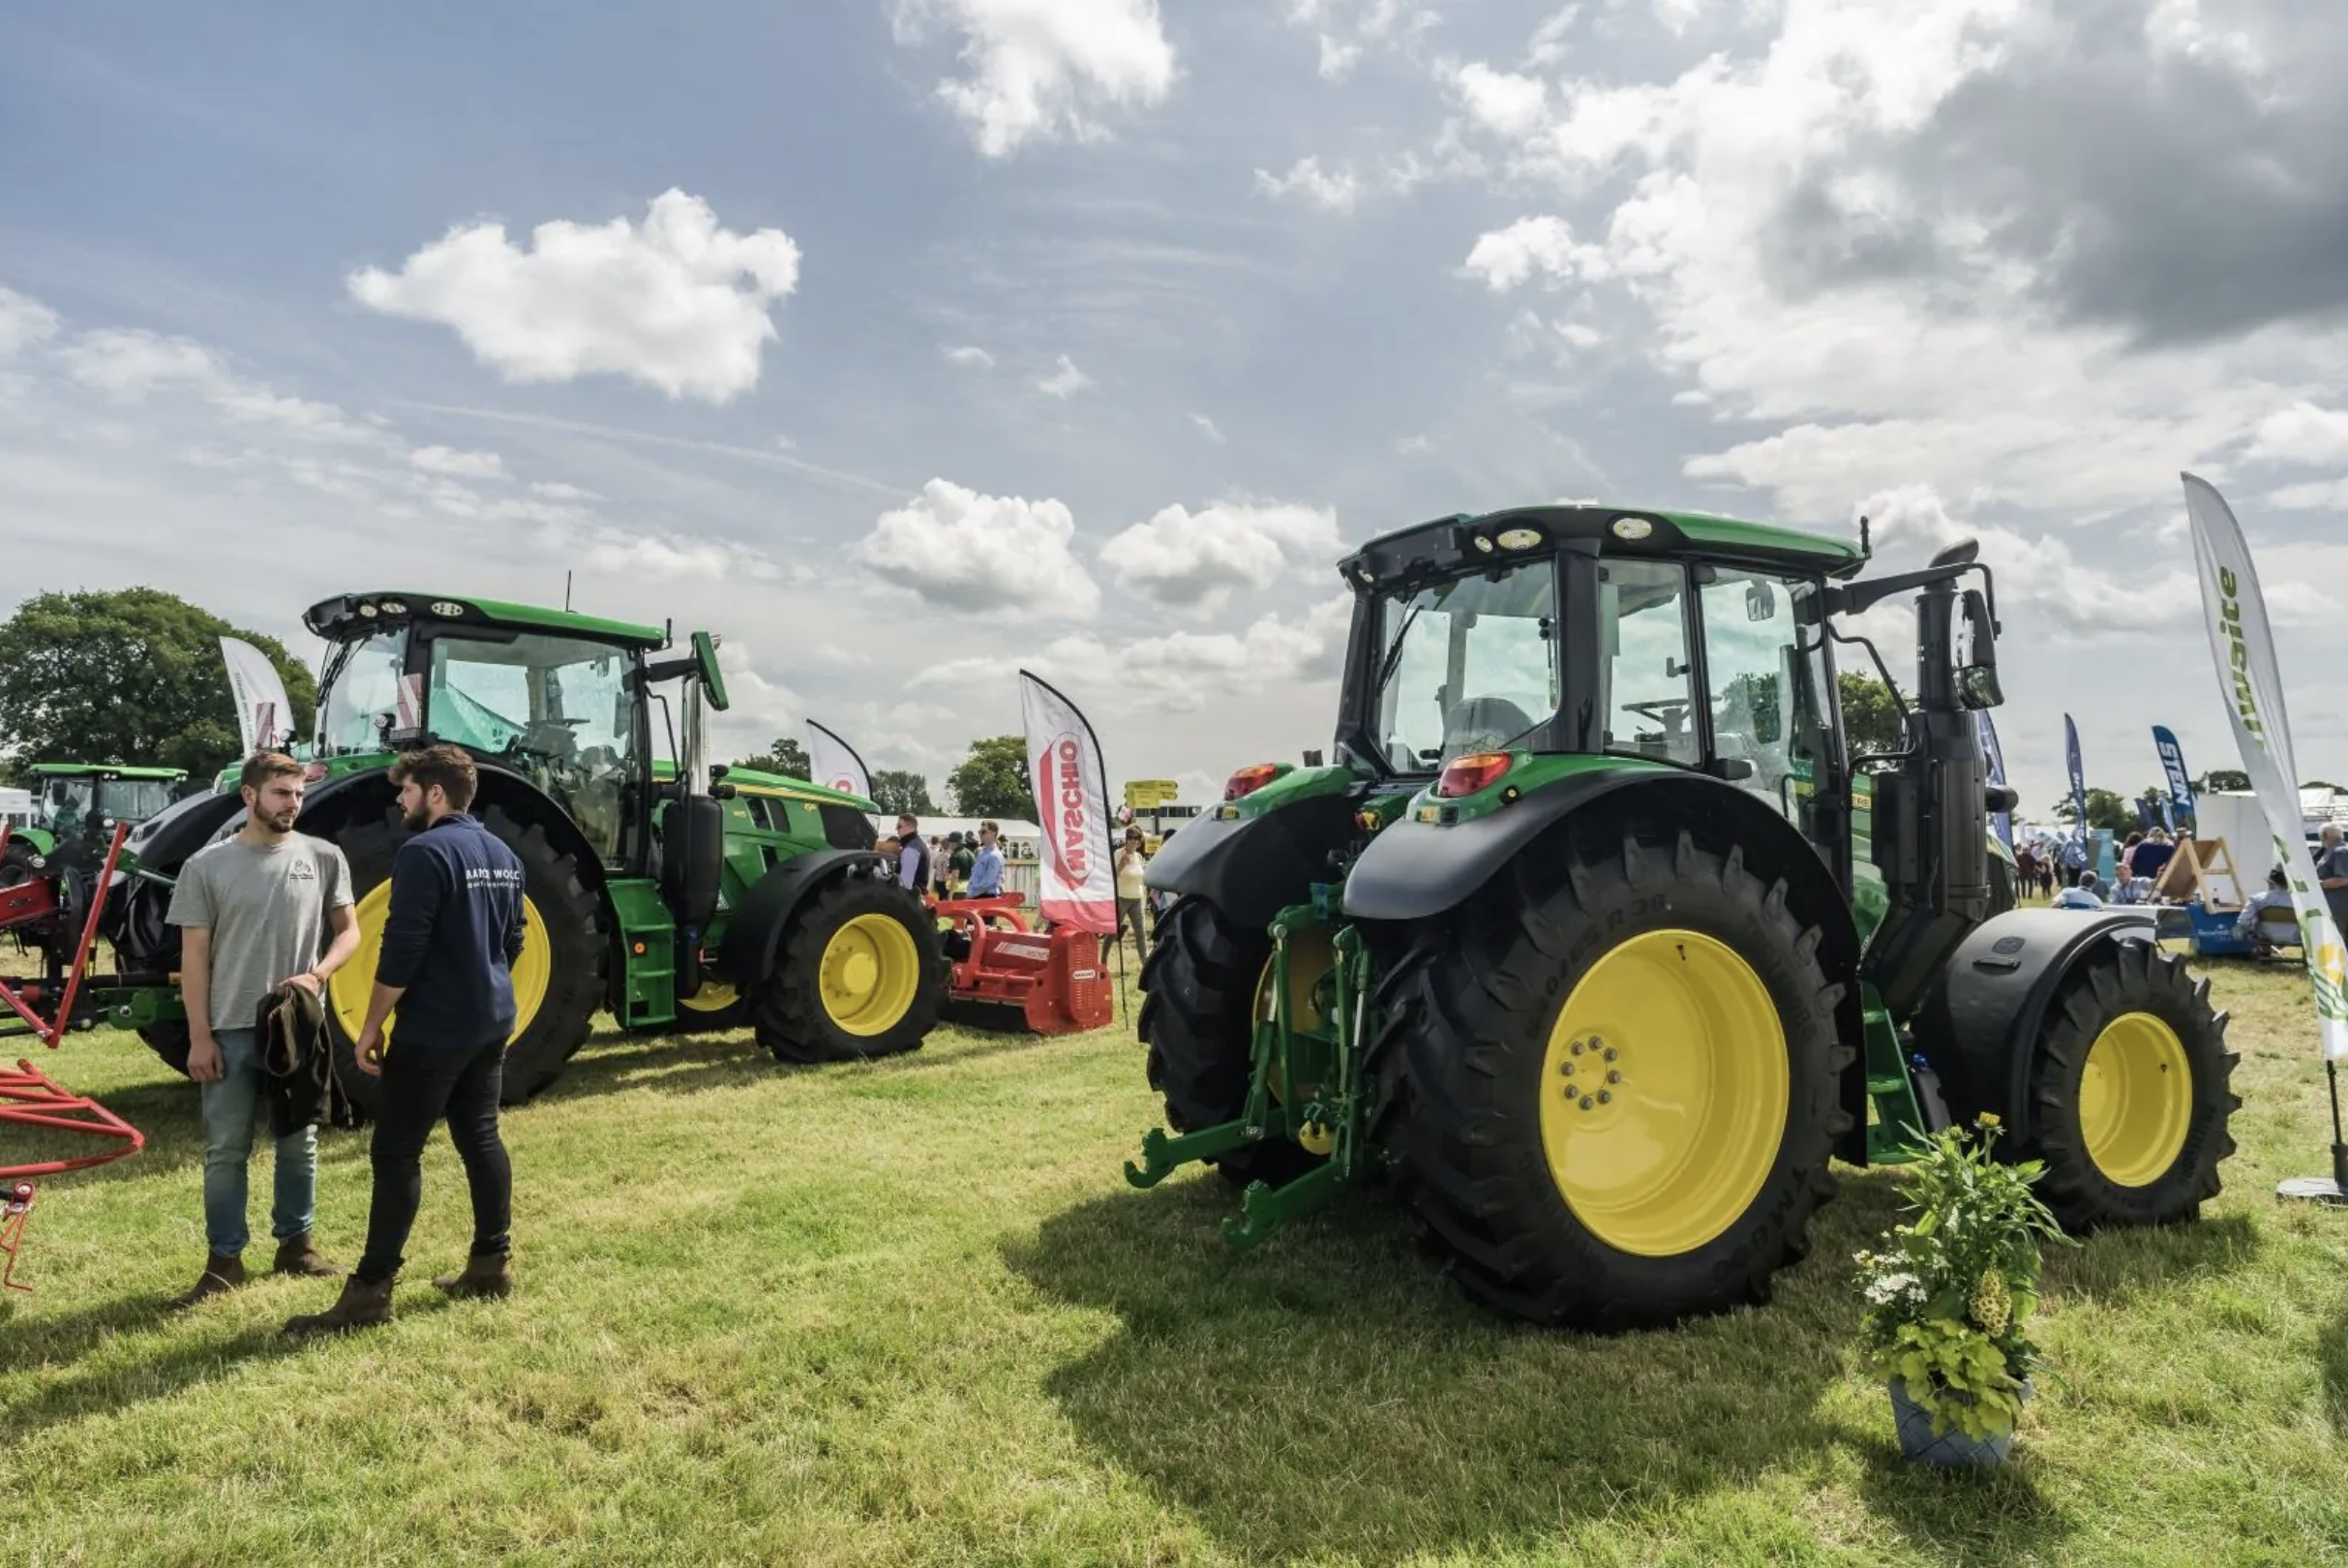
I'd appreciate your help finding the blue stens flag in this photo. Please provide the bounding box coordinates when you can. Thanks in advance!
[2064,712,2087,830]
[1976,711,2014,852]
[2152,724,2196,827]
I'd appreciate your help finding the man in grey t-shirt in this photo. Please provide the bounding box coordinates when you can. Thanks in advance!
[164,752,360,1310]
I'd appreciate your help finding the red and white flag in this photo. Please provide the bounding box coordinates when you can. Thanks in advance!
[1020,671,1116,934]
[805,720,873,802]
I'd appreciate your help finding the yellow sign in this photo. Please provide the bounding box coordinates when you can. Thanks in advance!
[1124,778,1181,808]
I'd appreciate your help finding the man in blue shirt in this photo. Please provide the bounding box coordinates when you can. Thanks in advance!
[2053,870,2104,910]
[286,744,526,1338]
[2237,866,2297,955]
[894,813,931,892]
[968,821,1006,898]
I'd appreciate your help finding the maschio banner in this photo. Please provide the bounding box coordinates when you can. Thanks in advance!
[2182,473,2348,1063]
[805,720,872,801]
[1018,670,1117,935]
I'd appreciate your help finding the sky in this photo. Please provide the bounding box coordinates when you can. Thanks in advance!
[7,0,2348,816]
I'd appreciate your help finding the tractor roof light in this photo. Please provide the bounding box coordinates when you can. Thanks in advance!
[1434,752,1515,799]
[1225,763,1280,801]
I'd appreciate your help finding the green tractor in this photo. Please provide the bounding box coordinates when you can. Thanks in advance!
[0,764,188,887]
[1129,504,2236,1329]
[103,592,944,1104]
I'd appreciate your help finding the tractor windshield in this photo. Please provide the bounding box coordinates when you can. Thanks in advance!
[100,778,176,824]
[316,628,413,756]
[427,632,642,867]
[35,775,94,835]
[1371,562,1558,772]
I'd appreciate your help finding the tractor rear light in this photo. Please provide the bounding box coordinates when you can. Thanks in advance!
[1224,764,1279,801]
[1434,752,1514,799]
[303,763,328,783]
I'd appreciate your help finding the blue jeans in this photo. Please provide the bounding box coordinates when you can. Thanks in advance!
[198,1026,318,1256]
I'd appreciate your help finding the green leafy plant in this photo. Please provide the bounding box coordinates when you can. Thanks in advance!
[1854,1115,2071,1441]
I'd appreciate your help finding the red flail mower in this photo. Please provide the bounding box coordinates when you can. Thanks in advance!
[933,893,1115,1035]
[0,823,145,1292]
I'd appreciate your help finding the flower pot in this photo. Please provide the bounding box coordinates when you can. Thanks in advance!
[1887,1378,2030,1468]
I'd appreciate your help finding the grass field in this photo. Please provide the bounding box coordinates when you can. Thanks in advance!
[8,954,2348,1566]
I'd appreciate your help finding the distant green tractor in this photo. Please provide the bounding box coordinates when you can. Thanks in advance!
[0,764,188,887]
[1130,504,2236,1329]
[103,592,944,1105]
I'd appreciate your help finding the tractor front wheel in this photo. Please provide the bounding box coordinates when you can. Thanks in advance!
[1377,827,1850,1330]
[2011,939,2236,1230]
[1138,895,1325,1189]
[754,877,942,1063]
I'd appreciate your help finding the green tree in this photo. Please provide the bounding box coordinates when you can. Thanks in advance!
[948,735,1038,821]
[2053,787,2135,832]
[731,736,810,779]
[2196,769,2251,794]
[868,769,937,815]
[2303,779,2344,793]
[1837,672,1905,758]
[0,588,316,782]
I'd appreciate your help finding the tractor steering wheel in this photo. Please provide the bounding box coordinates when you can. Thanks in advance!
[1623,697,1693,732]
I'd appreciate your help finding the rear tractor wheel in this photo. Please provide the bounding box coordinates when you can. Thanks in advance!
[1378,827,1850,1330]
[2007,939,2236,1230]
[754,877,943,1064]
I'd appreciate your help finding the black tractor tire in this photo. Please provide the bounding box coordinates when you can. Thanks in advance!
[0,840,39,890]
[1374,827,1851,1331]
[1137,894,1325,1190]
[2002,939,2236,1231]
[753,876,942,1064]
[324,806,609,1115]
[140,1018,193,1076]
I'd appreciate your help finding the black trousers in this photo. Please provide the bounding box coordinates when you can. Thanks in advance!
[356,1036,512,1284]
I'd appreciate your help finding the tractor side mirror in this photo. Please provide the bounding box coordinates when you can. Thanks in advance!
[1746,581,1778,621]
[1956,588,2002,709]
[691,630,731,713]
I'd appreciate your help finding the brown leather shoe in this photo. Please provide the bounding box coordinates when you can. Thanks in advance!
[432,1253,514,1300]
[282,1275,393,1339]
[167,1253,247,1311]
[271,1233,343,1278]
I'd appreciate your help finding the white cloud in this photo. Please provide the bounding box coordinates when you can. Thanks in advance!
[0,286,61,357]
[1254,155,1361,212]
[408,444,507,479]
[1447,62,1548,139]
[2268,479,2348,512]
[1099,500,1341,612]
[347,189,802,404]
[529,480,601,501]
[2246,402,2348,468]
[1189,411,1225,442]
[892,0,1177,157]
[58,328,386,444]
[1460,215,1609,292]
[1394,433,1433,455]
[853,477,1100,618]
[1036,352,1094,398]
[942,343,996,368]
[1288,0,1441,82]
[582,531,780,583]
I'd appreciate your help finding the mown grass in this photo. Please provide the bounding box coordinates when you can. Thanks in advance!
[6,957,2348,1566]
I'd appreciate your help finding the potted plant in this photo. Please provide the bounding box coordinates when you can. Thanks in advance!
[1854,1114,2069,1467]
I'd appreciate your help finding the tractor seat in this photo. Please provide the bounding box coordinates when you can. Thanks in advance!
[1442,697,1537,761]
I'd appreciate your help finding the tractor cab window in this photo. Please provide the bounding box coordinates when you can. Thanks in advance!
[316,628,413,756]
[426,633,641,868]
[105,779,175,824]
[1599,560,1701,767]
[1699,570,1839,834]
[38,777,92,835]
[1372,563,1559,770]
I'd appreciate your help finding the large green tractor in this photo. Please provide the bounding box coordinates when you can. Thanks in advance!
[0,764,188,887]
[1129,504,2237,1329]
[102,592,944,1104]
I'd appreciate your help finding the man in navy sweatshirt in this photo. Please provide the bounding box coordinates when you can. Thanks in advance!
[286,744,526,1337]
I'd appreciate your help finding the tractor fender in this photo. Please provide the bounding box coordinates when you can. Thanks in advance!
[293,766,610,897]
[1142,791,1361,933]
[715,850,886,988]
[1911,907,2160,1143]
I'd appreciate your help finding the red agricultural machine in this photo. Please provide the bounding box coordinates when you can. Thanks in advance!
[935,893,1115,1035]
[0,823,146,1291]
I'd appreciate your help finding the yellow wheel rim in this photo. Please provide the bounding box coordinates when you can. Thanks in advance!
[677,980,739,1014]
[1255,926,1337,1104]
[2079,1011,2191,1188]
[819,913,920,1037]
[1539,929,1790,1257]
[329,881,549,1056]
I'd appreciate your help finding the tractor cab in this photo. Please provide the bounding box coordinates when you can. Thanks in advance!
[27,764,187,842]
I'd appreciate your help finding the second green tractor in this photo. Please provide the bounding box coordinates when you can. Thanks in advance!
[1131,504,2237,1329]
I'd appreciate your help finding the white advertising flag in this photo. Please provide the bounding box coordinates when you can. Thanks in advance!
[805,720,872,801]
[219,637,295,754]
[1019,670,1117,935]
[2183,472,2348,1060]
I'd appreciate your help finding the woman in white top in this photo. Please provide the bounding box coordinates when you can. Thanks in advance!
[1112,828,1150,957]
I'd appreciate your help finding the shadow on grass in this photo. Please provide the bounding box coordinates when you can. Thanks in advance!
[0,1316,305,1445]
[1006,1177,2073,1566]
[538,1018,1085,1108]
[2037,1212,2259,1306]
[2316,1306,2348,1435]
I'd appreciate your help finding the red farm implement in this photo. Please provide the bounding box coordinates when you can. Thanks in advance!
[0,823,145,1291]
[935,893,1115,1035]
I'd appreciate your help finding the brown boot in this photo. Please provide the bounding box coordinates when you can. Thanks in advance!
[167,1253,247,1312]
[432,1252,514,1300]
[271,1233,343,1279]
[281,1275,393,1339]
